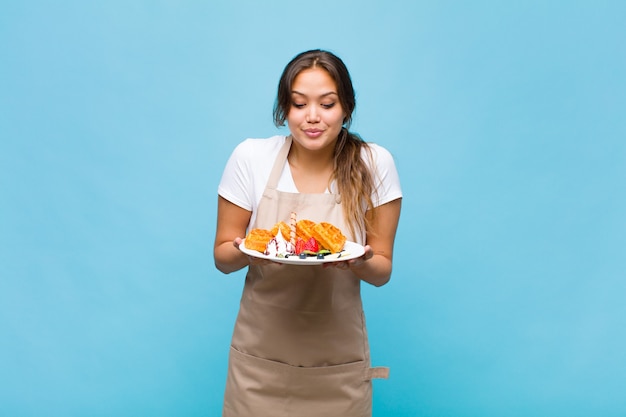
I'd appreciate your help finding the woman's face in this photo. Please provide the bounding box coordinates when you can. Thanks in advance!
[286,67,346,153]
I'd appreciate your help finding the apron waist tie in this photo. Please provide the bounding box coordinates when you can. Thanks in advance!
[364,366,390,381]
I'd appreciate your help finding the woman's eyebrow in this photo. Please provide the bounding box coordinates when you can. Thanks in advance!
[291,90,338,97]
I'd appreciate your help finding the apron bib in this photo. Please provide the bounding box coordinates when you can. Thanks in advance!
[223,137,388,417]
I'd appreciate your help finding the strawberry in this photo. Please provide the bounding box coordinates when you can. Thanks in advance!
[303,237,319,254]
[295,237,305,255]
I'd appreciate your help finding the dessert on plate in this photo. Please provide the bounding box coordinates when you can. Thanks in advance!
[243,213,347,259]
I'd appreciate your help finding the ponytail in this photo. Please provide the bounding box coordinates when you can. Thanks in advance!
[333,128,377,240]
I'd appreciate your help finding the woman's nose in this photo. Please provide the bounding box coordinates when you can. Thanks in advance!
[306,106,320,123]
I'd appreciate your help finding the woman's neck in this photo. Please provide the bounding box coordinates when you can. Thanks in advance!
[287,141,335,173]
[287,140,336,193]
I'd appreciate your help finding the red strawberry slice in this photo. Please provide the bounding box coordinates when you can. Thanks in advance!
[295,237,305,255]
[303,237,319,253]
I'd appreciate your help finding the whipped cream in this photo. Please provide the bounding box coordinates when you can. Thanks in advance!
[264,229,295,257]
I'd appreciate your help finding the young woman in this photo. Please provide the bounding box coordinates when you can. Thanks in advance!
[214,49,402,417]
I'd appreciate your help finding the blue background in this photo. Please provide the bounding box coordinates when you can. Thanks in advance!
[1,1,625,416]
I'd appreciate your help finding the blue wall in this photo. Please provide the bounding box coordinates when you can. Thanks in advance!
[1,1,624,416]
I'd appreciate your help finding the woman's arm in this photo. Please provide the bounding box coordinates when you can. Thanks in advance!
[344,198,402,287]
[213,196,253,274]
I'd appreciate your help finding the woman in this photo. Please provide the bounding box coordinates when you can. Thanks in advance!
[214,49,402,417]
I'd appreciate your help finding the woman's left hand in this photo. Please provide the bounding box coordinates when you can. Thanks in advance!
[322,245,374,270]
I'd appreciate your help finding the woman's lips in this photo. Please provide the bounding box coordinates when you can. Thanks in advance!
[304,129,323,138]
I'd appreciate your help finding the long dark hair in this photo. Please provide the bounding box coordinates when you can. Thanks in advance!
[273,49,377,239]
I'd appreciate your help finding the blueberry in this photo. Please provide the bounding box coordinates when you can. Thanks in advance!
[316,253,325,259]
[299,253,307,259]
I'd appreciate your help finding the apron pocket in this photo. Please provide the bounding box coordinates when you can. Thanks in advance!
[224,346,373,417]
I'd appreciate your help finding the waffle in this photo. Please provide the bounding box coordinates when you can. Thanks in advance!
[311,222,347,253]
[244,228,274,253]
[296,219,316,242]
[270,221,291,240]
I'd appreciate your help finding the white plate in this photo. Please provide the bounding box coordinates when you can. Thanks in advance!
[239,240,365,265]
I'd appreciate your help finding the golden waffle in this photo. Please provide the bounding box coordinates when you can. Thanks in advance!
[296,219,316,241]
[244,228,273,253]
[270,221,291,239]
[311,222,346,253]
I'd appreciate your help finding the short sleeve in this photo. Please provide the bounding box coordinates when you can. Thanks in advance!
[368,143,403,207]
[217,140,255,211]
[217,136,286,217]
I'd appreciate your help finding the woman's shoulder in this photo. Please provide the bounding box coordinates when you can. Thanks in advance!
[233,135,286,156]
[222,135,286,175]
[362,141,397,167]
[365,141,391,154]
[362,141,402,203]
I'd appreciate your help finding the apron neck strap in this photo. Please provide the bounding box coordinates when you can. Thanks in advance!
[266,136,292,190]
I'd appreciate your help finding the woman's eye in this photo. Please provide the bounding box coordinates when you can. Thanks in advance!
[321,103,336,109]
[292,103,306,109]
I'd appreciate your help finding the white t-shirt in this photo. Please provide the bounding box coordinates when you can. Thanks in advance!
[218,135,402,228]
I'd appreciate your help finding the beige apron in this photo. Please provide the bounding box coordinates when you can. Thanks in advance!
[223,137,388,417]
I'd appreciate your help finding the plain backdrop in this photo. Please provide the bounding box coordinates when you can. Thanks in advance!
[1,1,625,416]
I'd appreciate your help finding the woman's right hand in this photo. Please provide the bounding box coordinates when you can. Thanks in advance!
[234,237,282,267]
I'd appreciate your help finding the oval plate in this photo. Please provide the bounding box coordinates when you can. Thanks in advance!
[239,240,365,265]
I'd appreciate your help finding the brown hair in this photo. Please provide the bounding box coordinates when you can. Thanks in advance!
[273,49,377,239]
